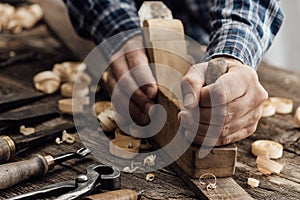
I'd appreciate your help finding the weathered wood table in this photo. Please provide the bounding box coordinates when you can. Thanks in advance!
[0,21,299,200]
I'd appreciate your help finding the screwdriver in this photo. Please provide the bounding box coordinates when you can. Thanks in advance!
[0,122,75,163]
[0,147,90,189]
[84,189,143,200]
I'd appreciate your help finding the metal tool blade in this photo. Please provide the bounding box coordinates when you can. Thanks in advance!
[52,147,91,165]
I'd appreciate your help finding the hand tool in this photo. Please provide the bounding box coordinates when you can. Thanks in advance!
[84,189,143,200]
[0,147,90,189]
[0,122,75,163]
[0,103,60,134]
[8,164,121,200]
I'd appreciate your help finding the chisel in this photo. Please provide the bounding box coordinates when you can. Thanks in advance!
[0,122,75,163]
[0,147,90,189]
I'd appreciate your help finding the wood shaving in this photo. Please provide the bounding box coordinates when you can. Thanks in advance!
[55,130,76,144]
[0,3,43,33]
[269,97,293,114]
[247,178,259,188]
[256,156,284,175]
[262,97,294,117]
[251,140,283,159]
[262,99,276,117]
[143,155,156,167]
[33,71,61,94]
[58,98,89,115]
[60,82,89,97]
[122,161,141,173]
[98,111,116,132]
[199,173,217,191]
[93,101,112,116]
[19,125,35,136]
[53,62,89,84]
[109,138,141,159]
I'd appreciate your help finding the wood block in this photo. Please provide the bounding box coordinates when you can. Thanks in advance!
[143,19,185,43]
[143,18,237,178]
[155,90,237,178]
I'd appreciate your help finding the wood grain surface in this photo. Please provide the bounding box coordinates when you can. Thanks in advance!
[0,5,299,199]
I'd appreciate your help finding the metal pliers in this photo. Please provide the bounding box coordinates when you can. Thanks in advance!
[8,164,121,200]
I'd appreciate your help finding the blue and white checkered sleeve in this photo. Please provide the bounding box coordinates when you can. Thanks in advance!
[66,0,141,59]
[203,0,284,69]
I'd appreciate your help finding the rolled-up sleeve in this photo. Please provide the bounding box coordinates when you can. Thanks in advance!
[204,0,284,69]
[66,0,141,58]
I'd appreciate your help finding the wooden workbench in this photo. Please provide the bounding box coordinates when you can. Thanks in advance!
[0,21,299,200]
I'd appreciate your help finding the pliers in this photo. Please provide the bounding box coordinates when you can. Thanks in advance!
[8,164,121,200]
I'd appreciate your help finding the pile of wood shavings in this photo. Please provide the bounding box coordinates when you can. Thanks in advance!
[0,3,43,33]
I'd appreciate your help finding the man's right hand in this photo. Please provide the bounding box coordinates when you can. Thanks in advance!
[105,35,157,126]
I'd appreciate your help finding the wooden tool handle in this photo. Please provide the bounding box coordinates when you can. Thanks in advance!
[205,59,228,85]
[0,154,49,189]
[0,136,15,163]
[84,189,138,200]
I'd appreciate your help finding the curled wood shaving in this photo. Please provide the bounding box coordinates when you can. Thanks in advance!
[55,130,75,144]
[256,156,284,175]
[58,97,89,115]
[53,62,89,84]
[143,155,156,167]
[60,82,89,97]
[93,101,112,116]
[262,97,293,117]
[0,3,43,33]
[247,178,259,188]
[98,110,116,132]
[262,99,276,117]
[251,140,283,159]
[33,71,61,94]
[270,97,293,114]
[199,173,217,191]
[109,138,141,159]
[19,125,35,136]
[122,161,141,173]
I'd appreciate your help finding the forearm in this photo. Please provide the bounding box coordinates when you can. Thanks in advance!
[65,0,142,58]
[204,0,284,69]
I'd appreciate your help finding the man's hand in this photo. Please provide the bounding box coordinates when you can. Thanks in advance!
[179,57,268,146]
[105,35,157,126]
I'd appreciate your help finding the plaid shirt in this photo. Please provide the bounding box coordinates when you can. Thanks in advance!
[66,0,283,69]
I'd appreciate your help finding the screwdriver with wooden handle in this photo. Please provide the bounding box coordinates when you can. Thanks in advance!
[0,147,90,189]
[0,122,75,163]
[84,189,143,200]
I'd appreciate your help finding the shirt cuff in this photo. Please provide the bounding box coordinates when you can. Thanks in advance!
[203,23,262,70]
